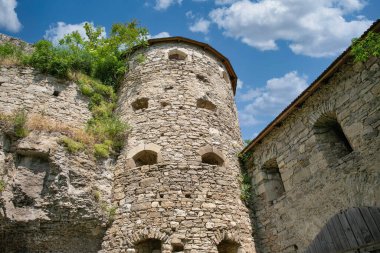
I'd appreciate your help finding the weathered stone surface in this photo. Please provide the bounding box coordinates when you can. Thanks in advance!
[101,42,255,253]
[246,57,380,253]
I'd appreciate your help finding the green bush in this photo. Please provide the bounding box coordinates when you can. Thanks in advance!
[94,141,111,158]
[0,42,26,64]
[60,136,85,153]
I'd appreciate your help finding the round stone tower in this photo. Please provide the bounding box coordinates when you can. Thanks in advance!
[102,37,255,253]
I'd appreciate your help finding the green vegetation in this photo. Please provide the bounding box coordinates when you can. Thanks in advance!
[0,180,5,192]
[28,21,148,87]
[240,172,252,204]
[60,136,85,153]
[0,110,28,138]
[0,21,147,158]
[351,31,380,62]
[13,110,28,138]
[0,42,26,65]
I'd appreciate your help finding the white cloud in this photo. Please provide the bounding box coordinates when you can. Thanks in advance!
[148,31,171,39]
[238,71,308,126]
[189,18,211,34]
[237,79,243,89]
[154,0,182,10]
[209,0,372,57]
[44,22,105,45]
[0,0,21,33]
[215,0,240,5]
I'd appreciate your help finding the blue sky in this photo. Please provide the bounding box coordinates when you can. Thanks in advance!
[0,0,379,140]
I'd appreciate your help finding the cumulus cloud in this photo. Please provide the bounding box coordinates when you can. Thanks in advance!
[237,79,243,89]
[44,22,105,45]
[148,31,171,39]
[189,18,211,34]
[0,0,21,33]
[238,71,308,126]
[209,0,372,57]
[154,0,182,10]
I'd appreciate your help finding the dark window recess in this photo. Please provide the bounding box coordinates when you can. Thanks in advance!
[196,74,209,83]
[161,101,170,107]
[197,98,216,111]
[314,112,353,159]
[201,152,224,166]
[131,98,149,111]
[169,52,186,60]
[172,243,184,252]
[133,150,157,166]
[261,158,285,202]
[185,193,191,198]
[135,239,161,253]
[53,90,60,96]
[217,240,240,253]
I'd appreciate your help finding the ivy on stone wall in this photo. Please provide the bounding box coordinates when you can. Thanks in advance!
[351,31,380,62]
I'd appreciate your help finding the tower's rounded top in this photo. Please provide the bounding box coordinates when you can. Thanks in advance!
[148,36,238,94]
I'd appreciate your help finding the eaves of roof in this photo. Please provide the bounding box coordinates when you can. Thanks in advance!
[241,19,380,155]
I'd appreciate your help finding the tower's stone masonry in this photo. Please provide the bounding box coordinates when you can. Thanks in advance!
[101,41,256,252]
[245,57,380,253]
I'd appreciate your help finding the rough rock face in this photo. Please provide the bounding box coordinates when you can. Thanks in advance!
[246,57,380,253]
[101,42,256,252]
[0,66,113,252]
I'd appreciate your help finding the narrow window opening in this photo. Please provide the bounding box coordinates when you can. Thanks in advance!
[133,150,158,167]
[161,101,170,107]
[185,193,191,198]
[262,158,285,202]
[53,90,60,96]
[131,98,149,111]
[314,113,353,159]
[168,50,187,61]
[201,152,224,166]
[197,98,216,111]
[217,240,240,253]
[196,74,209,83]
[164,85,174,91]
[135,239,162,253]
[222,71,229,83]
[172,243,184,252]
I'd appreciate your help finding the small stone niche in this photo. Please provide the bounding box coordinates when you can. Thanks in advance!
[53,90,60,97]
[135,239,162,253]
[201,152,224,166]
[131,98,149,111]
[168,49,187,61]
[133,150,158,167]
[217,240,240,253]
[261,158,285,202]
[197,98,216,111]
[196,74,209,83]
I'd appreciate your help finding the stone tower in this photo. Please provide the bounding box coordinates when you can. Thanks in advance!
[101,37,255,253]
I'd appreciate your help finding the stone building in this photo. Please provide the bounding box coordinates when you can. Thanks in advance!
[241,20,380,253]
[0,20,379,253]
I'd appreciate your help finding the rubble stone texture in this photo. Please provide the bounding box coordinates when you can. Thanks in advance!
[101,42,256,252]
[246,57,380,253]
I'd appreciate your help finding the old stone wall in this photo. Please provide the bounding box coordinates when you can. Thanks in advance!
[102,42,256,252]
[246,57,380,253]
[0,65,112,252]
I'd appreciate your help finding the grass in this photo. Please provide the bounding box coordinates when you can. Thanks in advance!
[0,42,26,66]
[0,110,28,138]
[0,180,5,192]
[60,136,85,153]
